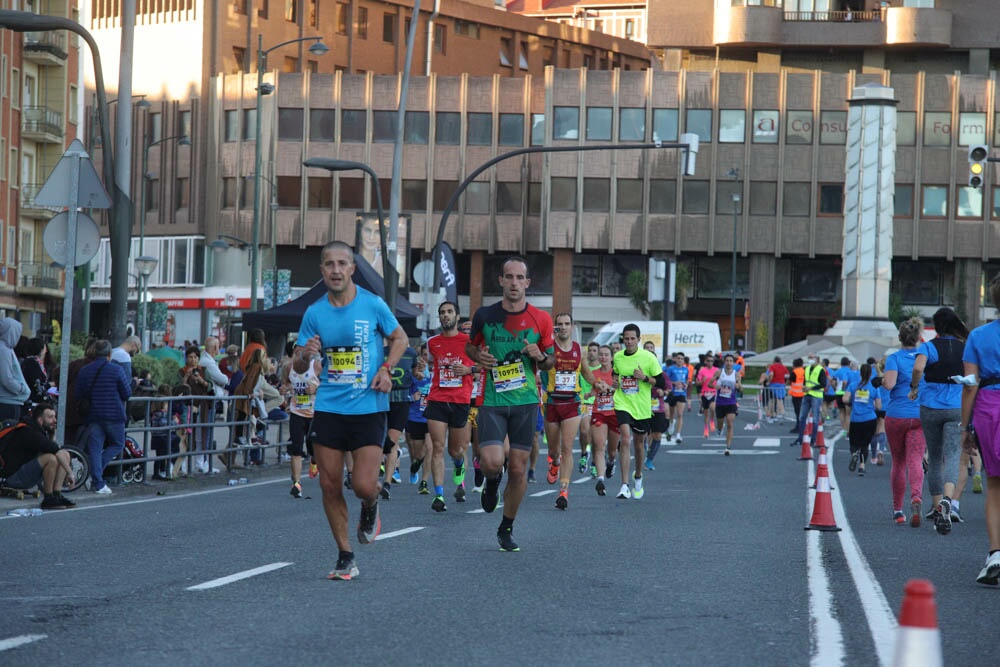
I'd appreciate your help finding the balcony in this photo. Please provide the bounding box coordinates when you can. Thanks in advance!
[18,261,64,297]
[19,183,60,219]
[714,5,783,46]
[885,6,951,47]
[23,31,68,65]
[21,106,64,143]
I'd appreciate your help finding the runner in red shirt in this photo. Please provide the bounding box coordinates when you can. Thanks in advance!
[766,356,789,423]
[585,345,619,497]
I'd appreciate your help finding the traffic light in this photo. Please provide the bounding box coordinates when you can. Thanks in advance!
[968,144,988,188]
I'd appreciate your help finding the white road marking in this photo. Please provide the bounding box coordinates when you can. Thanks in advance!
[187,562,292,591]
[58,477,289,513]
[530,489,558,497]
[572,476,592,484]
[753,438,781,447]
[375,526,424,541]
[0,634,47,652]
[467,503,503,514]
[806,455,844,666]
[668,449,778,456]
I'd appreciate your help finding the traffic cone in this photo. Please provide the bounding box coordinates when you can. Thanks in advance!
[815,421,825,449]
[810,447,835,490]
[891,579,942,667]
[805,456,841,531]
[798,413,814,460]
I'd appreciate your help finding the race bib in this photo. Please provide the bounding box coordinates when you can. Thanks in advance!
[326,346,363,386]
[672,381,685,394]
[596,394,614,411]
[295,393,311,407]
[471,373,482,399]
[438,362,462,388]
[719,385,733,399]
[620,376,639,395]
[855,389,869,404]
[554,370,577,393]
[492,361,527,393]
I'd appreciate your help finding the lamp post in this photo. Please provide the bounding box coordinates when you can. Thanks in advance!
[139,133,190,257]
[301,158,394,308]
[245,174,279,308]
[135,255,158,350]
[728,167,741,351]
[252,34,328,313]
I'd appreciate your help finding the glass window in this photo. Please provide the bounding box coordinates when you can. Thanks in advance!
[341,109,366,142]
[553,107,579,140]
[572,255,600,295]
[894,184,913,217]
[382,12,396,42]
[582,178,610,212]
[818,184,843,214]
[498,113,524,146]
[277,108,303,140]
[957,186,983,218]
[923,112,951,147]
[921,185,948,217]
[308,177,333,208]
[467,112,492,145]
[173,238,188,285]
[652,109,678,143]
[224,110,239,142]
[717,181,742,214]
[551,177,577,211]
[893,261,941,305]
[992,190,1000,219]
[372,110,396,143]
[649,179,676,213]
[601,255,645,297]
[496,182,522,214]
[619,108,645,142]
[309,109,335,141]
[357,7,368,38]
[404,111,429,144]
[145,178,159,211]
[586,107,612,141]
[175,177,189,209]
[222,177,237,207]
[239,179,254,208]
[436,112,460,145]
[993,114,1000,146]
[786,110,812,145]
[783,182,810,216]
[752,110,779,144]
[957,112,986,146]
[177,110,192,138]
[465,181,490,214]
[149,112,162,142]
[819,111,847,145]
[616,179,642,212]
[242,109,255,141]
[682,180,709,214]
[530,113,545,145]
[719,109,745,143]
[749,182,776,215]
[686,109,712,144]
[277,175,301,207]
[338,176,365,211]
[401,179,427,210]
[896,111,916,146]
[432,180,458,212]
[792,259,839,303]
[698,257,750,300]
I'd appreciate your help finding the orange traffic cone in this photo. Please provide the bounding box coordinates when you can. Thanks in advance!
[891,579,942,667]
[810,447,835,490]
[798,413,814,461]
[815,421,825,449]
[805,455,841,531]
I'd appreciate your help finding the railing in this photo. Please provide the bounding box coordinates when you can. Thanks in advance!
[24,30,68,59]
[784,10,880,22]
[18,261,63,290]
[22,106,64,138]
[20,183,61,212]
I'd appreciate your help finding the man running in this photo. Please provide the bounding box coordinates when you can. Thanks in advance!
[294,241,408,581]
[577,341,600,473]
[612,324,666,499]
[380,341,419,500]
[665,351,689,443]
[425,301,475,513]
[542,313,604,510]
[466,256,554,551]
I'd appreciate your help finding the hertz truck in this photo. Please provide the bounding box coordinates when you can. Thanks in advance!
[590,321,722,362]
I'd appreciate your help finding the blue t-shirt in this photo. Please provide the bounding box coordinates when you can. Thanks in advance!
[963,321,1000,391]
[407,374,431,423]
[879,386,891,414]
[295,286,400,415]
[847,377,878,422]
[666,365,688,396]
[833,366,853,395]
[915,337,963,409]
[884,349,921,419]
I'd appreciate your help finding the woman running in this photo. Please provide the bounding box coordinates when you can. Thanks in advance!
[586,345,619,496]
[713,354,740,455]
[696,353,718,438]
[844,362,880,477]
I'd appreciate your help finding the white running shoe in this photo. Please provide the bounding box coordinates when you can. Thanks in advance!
[94,485,112,495]
[976,551,1000,585]
[674,435,682,444]
[616,484,631,500]
[633,476,644,499]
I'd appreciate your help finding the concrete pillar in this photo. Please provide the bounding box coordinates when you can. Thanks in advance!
[469,250,485,313]
[552,248,573,317]
[748,254,775,351]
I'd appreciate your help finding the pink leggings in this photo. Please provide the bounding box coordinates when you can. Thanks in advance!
[885,417,926,511]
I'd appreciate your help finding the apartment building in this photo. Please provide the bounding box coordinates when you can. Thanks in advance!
[507,0,648,46]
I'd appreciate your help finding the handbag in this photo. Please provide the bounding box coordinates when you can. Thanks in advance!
[78,361,109,419]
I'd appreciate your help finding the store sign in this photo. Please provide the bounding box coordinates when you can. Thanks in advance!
[156,298,201,309]
[204,297,251,309]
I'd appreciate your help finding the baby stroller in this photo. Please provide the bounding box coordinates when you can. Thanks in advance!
[103,434,145,485]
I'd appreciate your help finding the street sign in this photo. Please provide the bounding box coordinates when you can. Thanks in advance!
[413,260,434,288]
[43,211,101,267]
[34,138,111,209]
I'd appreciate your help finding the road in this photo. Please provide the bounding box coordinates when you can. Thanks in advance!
[1,405,995,666]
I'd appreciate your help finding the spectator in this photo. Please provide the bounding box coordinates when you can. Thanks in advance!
[149,384,179,480]
[75,339,132,495]
[20,338,51,404]
[0,402,76,509]
[219,344,241,379]
[197,336,229,462]
[234,348,266,465]
[240,329,267,372]
[172,383,199,472]
[111,335,142,383]
[0,317,31,422]
[64,339,99,447]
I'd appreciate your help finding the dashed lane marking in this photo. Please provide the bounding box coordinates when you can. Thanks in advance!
[0,634,47,652]
[187,562,293,591]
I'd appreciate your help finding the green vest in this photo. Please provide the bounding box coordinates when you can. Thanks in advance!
[805,365,825,399]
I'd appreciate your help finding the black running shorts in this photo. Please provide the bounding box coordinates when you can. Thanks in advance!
[478,404,537,452]
[615,410,650,434]
[423,401,471,428]
[310,411,386,452]
[387,400,410,432]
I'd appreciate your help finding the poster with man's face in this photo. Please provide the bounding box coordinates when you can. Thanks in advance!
[355,213,409,289]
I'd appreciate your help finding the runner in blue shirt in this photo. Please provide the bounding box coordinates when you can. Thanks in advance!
[843,363,881,476]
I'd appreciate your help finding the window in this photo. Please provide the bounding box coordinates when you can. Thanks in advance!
[957,112,986,146]
[752,110,778,144]
[177,110,192,138]
[499,38,513,67]
[341,110,367,142]
[542,46,554,67]
[282,56,298,73]
[586,107,612,141]
[338,177,364,209]
[652,109,678,142]
[582,178,610,212]
[69,86,78,124]
[10,68,19,108]
[616,179,642,212]
[896,111,916,146]
[893,261,941,305]
[0,139,5,181]
[9,148,17,187]
[783,183,811,216]
[682,180,709,214]
[921,185,947,217]
[372,111,396,143]
[749,182,776,215]
[498,114,523,146]
[336,3,348,34]
[894,185,913,217]
[686,109,712,144]
[601,255,645,297]
[467,113,492,145]
[434,23,446,53]
[149,112,162,142]
[224,110,239,142]
[404,112,429,144]
[401,180,427,210]
[308,0,318,26]
[553,107,579,140]
[278,108,304,140]
[240,179,254,208]
[284,0,296,21]
[786,110,812,145]
[573,255,600,295]
[992,190,1000,219]
[222,177,238,207]
[432,181,458,212]
[716,181,742,214]
[625,18,635,38]
[242,109,256,141]
[619,108,645,142]
[277,176,301,207]
[145,177,158,210]
[173,239,187,284]
[454,21,480,38]
[792,259,838,303]
[234,0,247,14]
[307,178,333,208]
[357,7,368,38]
[819,111,847,145]
[531,114,545,145]
[175,177,189,209]
[550,177,577,210]
[436,112,461,144]
[465,182,490,214]
[309,109,335,141]
[923,112,950,147]
[957,186,982,218]
[496,182,522,214]
[719,110,745,143]
[258,0,268,18]
[649,179,676,213]
[383,13,396,43]
[818,184,843,214]
[519,42,529,69]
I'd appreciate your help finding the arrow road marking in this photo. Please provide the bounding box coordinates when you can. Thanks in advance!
[187,562,292,591]
[0,634,47,652]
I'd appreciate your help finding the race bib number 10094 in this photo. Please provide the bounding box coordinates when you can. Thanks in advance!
[326,346,364,386]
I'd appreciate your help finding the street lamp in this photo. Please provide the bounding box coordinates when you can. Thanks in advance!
[301,158,395,308]
[139,133,190,259]
[245,174,280,308]
[135,255,159,350]
[252,34,328,313]
[728,167,741,351]
[210,234,250,253]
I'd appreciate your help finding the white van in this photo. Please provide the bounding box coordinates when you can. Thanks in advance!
[590,320,723,362]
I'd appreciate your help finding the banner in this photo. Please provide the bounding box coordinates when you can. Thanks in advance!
[436,241,458,304]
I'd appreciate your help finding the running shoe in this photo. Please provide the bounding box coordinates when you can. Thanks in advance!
[344,472,353,490]
[474,464,485,490]
[606,459,615,478]
[555,489,568,510]
[633,476,644,500]
[546,458,559,484]
[327,554,359,581]
[418,480,429,495]
[452,461,466,486]
[616,484,631,500]
[379,483,391,500]
[309,462,319,479]
[876,452,885,466]
[357,500,380,544]
[674,435,682,444]
[950,508,964,524]
[935,498,952,535]
[973,474,983,494]
[481,473,502,513]
[849,451,859,472]
[527,469,536,483]
[893,511,906,525]
[858,465,865,477]
[590,465,598,478]
[595,479,606,496]
[925,506,938,520]
[431,495,447,512]
[911,500,922,528]
[703,426,709,438]
[644,459,655,471]
[497,526,519,552]
[976,551,1000,585]
[724,448,731,456]
[392,468,402,484]
[454,483,467,503]
[578,456,588,473]
[290,482,303,499]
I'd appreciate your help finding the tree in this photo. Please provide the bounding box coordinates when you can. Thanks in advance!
[626,270,662,319]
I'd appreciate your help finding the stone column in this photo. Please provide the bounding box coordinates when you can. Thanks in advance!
[551,248,574,317]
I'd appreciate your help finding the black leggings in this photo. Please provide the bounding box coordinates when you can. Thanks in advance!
[848,419,878,462]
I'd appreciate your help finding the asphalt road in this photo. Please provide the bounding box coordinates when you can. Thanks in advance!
[1,404,995,666]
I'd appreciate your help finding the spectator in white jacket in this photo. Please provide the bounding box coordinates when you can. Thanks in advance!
[193,336,229,470]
